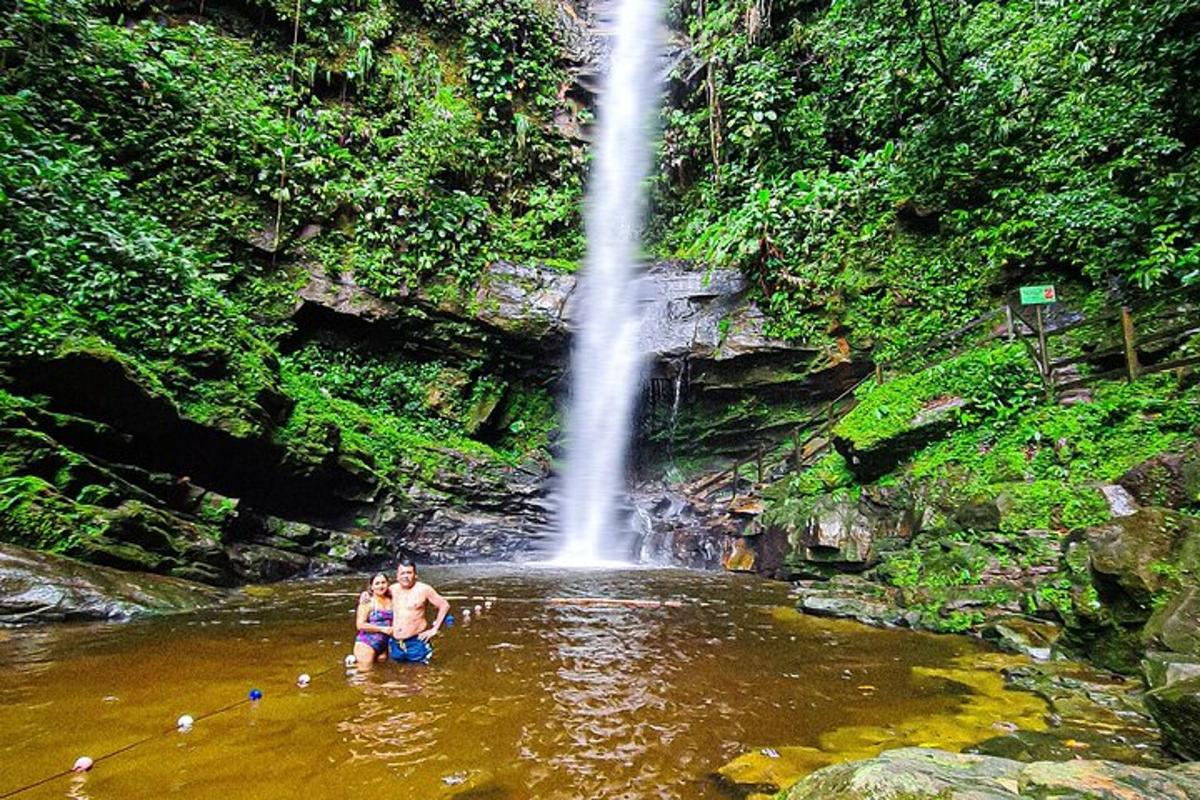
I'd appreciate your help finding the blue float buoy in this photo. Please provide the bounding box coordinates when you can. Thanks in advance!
[249,688,263,701]
[445,614,455,627]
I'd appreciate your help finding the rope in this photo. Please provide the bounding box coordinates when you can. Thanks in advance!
[0,660,344,799]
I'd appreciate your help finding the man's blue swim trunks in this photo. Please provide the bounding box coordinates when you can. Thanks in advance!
[389,635,432,663]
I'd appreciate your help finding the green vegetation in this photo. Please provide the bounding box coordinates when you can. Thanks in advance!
[834,344,1041,450]
[654,0,1200,353]
[0,0,572,558]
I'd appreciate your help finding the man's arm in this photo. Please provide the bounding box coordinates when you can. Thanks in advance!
[417,585,451,641]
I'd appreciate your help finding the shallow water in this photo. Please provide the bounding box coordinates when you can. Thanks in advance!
[0,567,1045,799]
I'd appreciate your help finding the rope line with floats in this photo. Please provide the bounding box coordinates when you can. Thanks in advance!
[0,598,502,799]
[0,593,696,798]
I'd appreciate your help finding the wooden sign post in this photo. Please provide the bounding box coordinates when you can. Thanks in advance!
[1019,285,1057,401]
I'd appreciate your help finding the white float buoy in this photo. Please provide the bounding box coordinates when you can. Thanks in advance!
[177,714,194,730]
[72,756,94,773]
[297,673,311,687]
[474,604,482,614]
[343,654,357,668]
[484,600,493,610]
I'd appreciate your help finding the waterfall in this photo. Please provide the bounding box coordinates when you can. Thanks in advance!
[554,0,665,565]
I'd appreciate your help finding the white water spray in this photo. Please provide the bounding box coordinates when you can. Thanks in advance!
[555,0,665,565]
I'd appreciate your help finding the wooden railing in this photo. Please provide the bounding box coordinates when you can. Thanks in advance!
[1008,285,1200,396]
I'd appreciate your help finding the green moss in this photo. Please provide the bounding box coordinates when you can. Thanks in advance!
[274,362,512,485]
[994,481,1111,533]
[0,475,105,553]
[905,374,1200,520]
[834,344,1040,450]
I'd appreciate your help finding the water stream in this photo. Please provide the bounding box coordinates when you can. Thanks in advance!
[556,0,665,564]
[0,567,1047,799]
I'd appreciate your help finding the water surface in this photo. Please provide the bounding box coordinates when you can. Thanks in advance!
[0,567,1044,799]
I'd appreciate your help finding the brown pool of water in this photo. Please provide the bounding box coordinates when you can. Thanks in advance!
[0,566,1046,799]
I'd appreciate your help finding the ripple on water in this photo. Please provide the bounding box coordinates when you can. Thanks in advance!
[0,566,1046,800]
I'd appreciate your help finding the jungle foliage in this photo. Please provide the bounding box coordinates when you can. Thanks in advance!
[655,0,1200,355]
[0,0,573,514]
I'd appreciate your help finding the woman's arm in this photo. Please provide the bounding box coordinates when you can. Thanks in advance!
[356,597,389,634]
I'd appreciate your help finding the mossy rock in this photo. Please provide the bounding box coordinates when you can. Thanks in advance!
[1086,507,1200,608]
[1143,585,1200,657]
[1145,675,1200,760]
[1142,650,1200,690]
[783,747,1200,799]
[0,541,222,623]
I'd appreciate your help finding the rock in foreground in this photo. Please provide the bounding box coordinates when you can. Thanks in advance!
[0,542,222,623]
[784,747,1200,799]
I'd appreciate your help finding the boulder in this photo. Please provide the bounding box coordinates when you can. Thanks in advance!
[979,616,1059,660]
[799,494,878,567]
[1119,445,1200,511]
[834,395,966,481]
[1143,650,1200,690]
[1145,675,1200,760]
[793,576,905,627]
[1144,585,1200,656]
[0,542,221,623]
[1086,508,1200,605]
[783,747,1200,799]
[772,490,917,576]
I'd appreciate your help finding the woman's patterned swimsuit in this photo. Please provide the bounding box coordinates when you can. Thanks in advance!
[356,600,393,654]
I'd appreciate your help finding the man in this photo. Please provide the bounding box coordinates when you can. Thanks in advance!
[388,557,450,664]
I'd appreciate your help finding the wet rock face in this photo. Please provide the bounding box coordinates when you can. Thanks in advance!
[630,482,734,569]
[762,487,919,578]
[0,542,221,623]
[1145,675,1200,760]
[387,507,550,564]
[783,747,1200,800]
[296,259,831,395]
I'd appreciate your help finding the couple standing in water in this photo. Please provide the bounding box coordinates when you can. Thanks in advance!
[354,558,451,670]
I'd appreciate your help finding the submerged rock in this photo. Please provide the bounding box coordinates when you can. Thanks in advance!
[0,542,221,623]
[1001,659,1169,766]
[783,747,1200,799]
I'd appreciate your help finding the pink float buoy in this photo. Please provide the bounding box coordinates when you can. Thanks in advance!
[72,756,94,773]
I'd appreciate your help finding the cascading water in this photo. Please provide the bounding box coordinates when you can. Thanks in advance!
[554,0,665,565]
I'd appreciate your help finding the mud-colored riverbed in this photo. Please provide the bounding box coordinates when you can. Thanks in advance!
[0,566,1046,799]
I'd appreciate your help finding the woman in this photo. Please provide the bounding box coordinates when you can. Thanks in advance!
[353,573,394,670]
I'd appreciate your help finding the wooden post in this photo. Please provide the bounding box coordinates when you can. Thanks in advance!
[1004,304,1015,341]
[731,460,739,498]
[1035,304,1053,402]
[793,427,801,469]
[1121,305,1139,382]
[874,363,883,385]
[756,447,764,484]
[827,401,835,430]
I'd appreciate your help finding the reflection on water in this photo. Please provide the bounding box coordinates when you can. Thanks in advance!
[0,567,1044,799]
